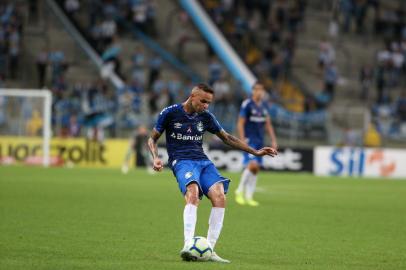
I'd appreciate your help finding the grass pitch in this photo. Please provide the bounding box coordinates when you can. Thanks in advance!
[1,166,405,270]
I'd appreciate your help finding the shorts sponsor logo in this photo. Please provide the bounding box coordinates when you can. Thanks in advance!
[185,172,193,179]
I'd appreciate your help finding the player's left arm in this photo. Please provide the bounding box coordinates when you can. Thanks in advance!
[215,129,277,157]
[265,116,278,149]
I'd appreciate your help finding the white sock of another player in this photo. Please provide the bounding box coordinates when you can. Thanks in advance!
[236,168,253,194]
[245,174,258,200]
[207,207,225,249]
[183,204,197,244]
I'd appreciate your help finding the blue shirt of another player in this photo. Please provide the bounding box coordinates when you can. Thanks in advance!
[239,99,269,145]
[154,104,223,167]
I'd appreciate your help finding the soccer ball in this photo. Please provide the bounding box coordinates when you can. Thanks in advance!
[185,236,213,261]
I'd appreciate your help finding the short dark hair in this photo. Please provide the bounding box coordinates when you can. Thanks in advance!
[252,81,264,88]
[196,83,214,94]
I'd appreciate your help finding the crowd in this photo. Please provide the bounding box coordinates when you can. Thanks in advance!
[201,0,308,108]
[345,0,406,140]
[0,2,23,83]
[3,0,404,144]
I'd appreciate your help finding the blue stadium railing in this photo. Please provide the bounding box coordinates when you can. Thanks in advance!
[179,0,256,93]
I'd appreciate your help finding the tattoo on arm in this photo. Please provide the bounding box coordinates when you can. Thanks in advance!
[217,130,256,155]
[147,129,161,159]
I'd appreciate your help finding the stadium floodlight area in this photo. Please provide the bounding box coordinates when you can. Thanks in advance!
[0,89,52,167]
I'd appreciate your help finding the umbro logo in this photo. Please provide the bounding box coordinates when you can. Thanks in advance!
[174,123,182,129]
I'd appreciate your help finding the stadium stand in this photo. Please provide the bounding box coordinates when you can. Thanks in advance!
[1,0,405,146]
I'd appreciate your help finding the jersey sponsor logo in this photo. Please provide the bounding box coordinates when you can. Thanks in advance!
[170,132,203,141]
[174,123,182,129]
[197,121,204,132]
[249,116,266,122]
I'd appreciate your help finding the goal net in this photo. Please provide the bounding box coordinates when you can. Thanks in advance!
[0,89,52,167]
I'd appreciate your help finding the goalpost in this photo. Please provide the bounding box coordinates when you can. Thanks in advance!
[0,89,52,167]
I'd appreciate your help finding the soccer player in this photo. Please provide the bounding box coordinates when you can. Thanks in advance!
[235,82,278,206]
[147,83,277,263]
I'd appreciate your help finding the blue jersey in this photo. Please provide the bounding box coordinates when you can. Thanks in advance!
[239,99,269,145]
[154,104,223,167]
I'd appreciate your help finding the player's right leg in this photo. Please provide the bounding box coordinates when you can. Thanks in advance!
[172,160,203,261]
[180,183,200,261]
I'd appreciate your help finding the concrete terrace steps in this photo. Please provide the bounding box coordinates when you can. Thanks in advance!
[19,1,100,89]
[153,0,209,80]
[290,8,385,107]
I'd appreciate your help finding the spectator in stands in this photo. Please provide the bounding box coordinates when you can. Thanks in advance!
[268,21,282,45]
[354,0,368,34]
[208,57,223,85]
[391,44,404,87]
[167,74,182,104]
[82,81,116,142]
[343,127,360,147]
[324,62,338,98]
[373,101,396,138]
[131,0,148,33]
[0,40,7,78]
[100,15,117,50]
[49,50,68,85]
[145,0,157,37]
[174,11,194,60]
[375,61,387,104]
[128,79,143,113]
[213,75,231,118]
[339,0,354,33]
[101,37,122,77]
[8,25,20,79]
[270,53,283,81]
[359,64,374,100]
[318,39,335,70]
[147,55,163,89]
[64,0,80,18]
[149,77,167,113]
[68,114,81,137]
[36,47,48,88]
[131,45,146,86]
[395,91,406,122]
[363,123,381,147]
